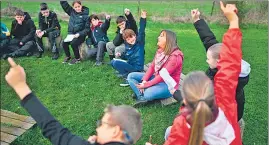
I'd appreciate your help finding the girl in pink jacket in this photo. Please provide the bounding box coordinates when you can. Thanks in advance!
[127,30,183,106]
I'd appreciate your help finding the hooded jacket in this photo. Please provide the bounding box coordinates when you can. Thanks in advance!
[60,1,90,37]
[10,12,36,43]
[165,28,243,145]
[120,18,146,71]
[38,11,61,33]
[87,19,110,46]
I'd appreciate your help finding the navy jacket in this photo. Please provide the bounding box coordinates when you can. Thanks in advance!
[87,19,110,46]
[122,18,146,71]
[60,1,89,37]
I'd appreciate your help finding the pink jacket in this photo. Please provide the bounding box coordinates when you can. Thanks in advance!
[142,49,184,89]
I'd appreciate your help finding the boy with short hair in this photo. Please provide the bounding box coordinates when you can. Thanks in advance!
[35,3,61,60]
[2,9,36,59]
[111,10,147,86]
[106,8,138,60]
[84,14,110,66]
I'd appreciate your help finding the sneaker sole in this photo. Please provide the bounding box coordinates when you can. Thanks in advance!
[119,84,130,87]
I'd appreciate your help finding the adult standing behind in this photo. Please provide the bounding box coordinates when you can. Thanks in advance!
[106,8,138,61]
[60,0,89,65]
[35,3,61,60]
[127,29,184,106]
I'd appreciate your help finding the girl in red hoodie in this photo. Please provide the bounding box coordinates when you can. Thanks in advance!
[147,1,242,145]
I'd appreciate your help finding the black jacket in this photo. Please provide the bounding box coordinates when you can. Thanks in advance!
[21,93,127,145]
[193,19,249,120]
[113,13,138,46]
[87,19,110,46]
[38,11,61,33]
[60,1,90,37]
[10,12,36,43]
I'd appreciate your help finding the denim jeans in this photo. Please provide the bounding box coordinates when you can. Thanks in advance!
[127,72,172,101]
[111,60,137,77]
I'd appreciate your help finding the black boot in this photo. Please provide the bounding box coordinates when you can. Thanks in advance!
[109,55,115,61]
[52,52,59,60]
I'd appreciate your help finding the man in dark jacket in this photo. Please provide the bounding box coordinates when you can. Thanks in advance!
[84,14,111,66]
[35,3,61,60]
[106,8,138,60]
[2,10,36,59]
[5,57,143,145]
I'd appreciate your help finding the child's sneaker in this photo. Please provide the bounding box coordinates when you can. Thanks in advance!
[68,58,81,65]
[119,79,130,87]
[94,61,103,66]
[62,57,71,64]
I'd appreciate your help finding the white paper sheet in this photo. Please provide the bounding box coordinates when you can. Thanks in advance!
[160,68,177,90]
[64,34,75,42]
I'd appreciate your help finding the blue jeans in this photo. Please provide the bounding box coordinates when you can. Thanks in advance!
[127,72,172,101]
[111,60,137,77]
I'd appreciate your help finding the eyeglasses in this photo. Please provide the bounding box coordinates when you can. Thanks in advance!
[96,120,116,127]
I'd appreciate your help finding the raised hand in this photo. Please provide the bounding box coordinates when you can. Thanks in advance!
[220,1,239,28]
[141,10,147,19]
[191,8,200,23]
[124,8,130,15]
[106,14,111,20]
[5,58,31,100]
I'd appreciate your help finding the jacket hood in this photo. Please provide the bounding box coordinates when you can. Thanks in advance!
[91,21,103,31]
[80,6,89,15]
[240,59,251,77]
[203,108,235,145]
[24,12,31,20]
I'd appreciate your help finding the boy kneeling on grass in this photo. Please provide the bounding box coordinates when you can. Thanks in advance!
[5,57,143,145]
[110,10,147,87]
[82,14,111,66]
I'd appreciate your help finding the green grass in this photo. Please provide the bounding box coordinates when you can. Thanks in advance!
[1,1,268,145]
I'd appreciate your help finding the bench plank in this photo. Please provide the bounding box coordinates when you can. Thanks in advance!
[0,132,17,144]
[1,116,35,130]
[1,125,26,136]
[1,110,36,124]
[0,141,10,145]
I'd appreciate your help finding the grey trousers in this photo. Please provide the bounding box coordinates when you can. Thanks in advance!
[85,41,106,62]
[106,42,125,58]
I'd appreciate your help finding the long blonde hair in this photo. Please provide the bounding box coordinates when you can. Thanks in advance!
[181,71,215,145]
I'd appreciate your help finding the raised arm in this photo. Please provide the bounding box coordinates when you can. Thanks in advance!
[137,10,147,45]
[191,9,219,51]
[125,8,138,34]
[60,1,72,16]
[214,2,242,144]
[101,15,111,32]
[5,58,92,145]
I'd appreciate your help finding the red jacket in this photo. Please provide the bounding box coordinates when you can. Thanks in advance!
[164,28,242,145]
[142,49,184,89]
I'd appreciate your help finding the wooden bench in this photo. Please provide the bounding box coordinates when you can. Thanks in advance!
[144,63,185,106]
[1,109,36,145]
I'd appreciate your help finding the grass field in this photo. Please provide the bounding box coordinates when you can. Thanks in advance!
[1,1,268,145]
